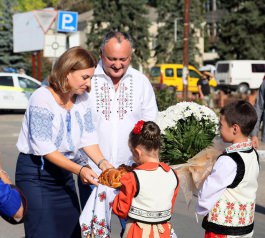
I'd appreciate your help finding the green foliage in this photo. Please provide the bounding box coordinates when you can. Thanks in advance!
[86,0,151,69]
[148,0,157,7]
[217,0,265,60]
[0,0,29,70]
[161,115,217,165]
[57,0,93,13]
[14,0,47,11]
[153,84,178,111]
[154,0,204,67]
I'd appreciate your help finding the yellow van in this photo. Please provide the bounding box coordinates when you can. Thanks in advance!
[150,64,216,93]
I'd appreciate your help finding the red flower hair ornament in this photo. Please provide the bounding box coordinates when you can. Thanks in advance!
[133,120,145,134]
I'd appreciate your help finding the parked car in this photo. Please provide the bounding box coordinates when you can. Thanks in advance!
[215,60,265,94]
[150,64,217,93]
[0,72,41,110]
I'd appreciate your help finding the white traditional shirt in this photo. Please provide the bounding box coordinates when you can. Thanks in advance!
[80,61,158,174]
[196,140,253,216]
[197,140,259,237]
[196,156,237,216]
[17,87,98,163]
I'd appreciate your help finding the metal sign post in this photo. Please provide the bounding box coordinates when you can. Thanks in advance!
[182,0,190,100]
[13,9,79,80]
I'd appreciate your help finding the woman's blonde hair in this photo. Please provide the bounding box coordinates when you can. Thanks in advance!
[48,46,97,93]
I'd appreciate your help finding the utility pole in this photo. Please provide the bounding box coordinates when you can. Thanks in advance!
[182,0,190,100]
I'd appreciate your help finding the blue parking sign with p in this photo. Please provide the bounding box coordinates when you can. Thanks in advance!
[57,11,78,33]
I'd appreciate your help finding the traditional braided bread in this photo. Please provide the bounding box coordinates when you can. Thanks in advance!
[98,164,135,188]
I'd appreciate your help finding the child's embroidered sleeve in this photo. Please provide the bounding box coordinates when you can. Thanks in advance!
[196,155,237,216]
[112,172,137,219]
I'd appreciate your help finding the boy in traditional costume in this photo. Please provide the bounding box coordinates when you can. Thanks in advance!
[196,100,260,238]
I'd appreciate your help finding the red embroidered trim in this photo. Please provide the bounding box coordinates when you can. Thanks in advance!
[205,231,227,238]
[133,120,145,134]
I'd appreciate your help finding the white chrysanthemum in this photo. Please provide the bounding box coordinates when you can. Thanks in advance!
[157,101,219,165]
[156,111,176,134]
[155,101,219,134]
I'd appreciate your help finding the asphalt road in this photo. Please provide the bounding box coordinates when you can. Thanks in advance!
[0,112,264,238]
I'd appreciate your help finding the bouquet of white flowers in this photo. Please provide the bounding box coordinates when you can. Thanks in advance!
[156,102,219,165]
[156,102,222,204]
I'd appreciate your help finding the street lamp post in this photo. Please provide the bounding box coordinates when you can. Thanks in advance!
[174,18,178,42]
[174,18,182,42]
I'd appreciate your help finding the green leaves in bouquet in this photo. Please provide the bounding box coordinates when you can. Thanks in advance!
[160,116,217,165]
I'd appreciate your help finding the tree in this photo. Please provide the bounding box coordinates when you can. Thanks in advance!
[154,0,205,67]
[0,0,29,71]
[14,0,58,12]
[86,0,151,70]
[57,0,93,13]
[15,0,46,11]
[217,0,265,60]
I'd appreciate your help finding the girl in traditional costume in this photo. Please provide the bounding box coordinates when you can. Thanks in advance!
[112,120,180,238]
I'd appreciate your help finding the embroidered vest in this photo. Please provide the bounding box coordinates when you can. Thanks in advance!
[128,167,178,223]
[202,149,259,235]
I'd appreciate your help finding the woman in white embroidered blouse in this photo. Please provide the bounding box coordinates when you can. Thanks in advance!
[15,47,113,238]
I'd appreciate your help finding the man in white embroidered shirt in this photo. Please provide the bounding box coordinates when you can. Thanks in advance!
[77,31,158,236]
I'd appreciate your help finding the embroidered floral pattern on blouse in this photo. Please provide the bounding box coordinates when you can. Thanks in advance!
[29,106,54,141]
[118,77,133,120]
[72,150,87,165]
[54,115,64,148]
[94,76,134,120]
[208,199,255,226]
[81,215,110,238]
[226,140,252,153]
[129,205,171,219]
[98,191,106,202]
[94,80,111,121]
[84,108,95,132]
[81,223,90,236]
[75,111,83,137]
[66,112,74,151]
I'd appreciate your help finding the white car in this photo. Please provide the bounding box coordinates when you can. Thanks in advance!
[0,72,41,110]
[215,60,265,94]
